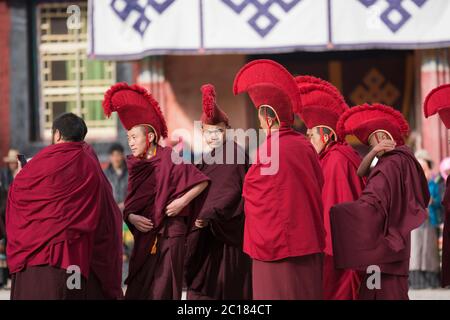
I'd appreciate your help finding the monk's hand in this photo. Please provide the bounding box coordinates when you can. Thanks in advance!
[373,140,396,156]
[128,214,153,233]
[195,219,209,228]
[165,198,187,217]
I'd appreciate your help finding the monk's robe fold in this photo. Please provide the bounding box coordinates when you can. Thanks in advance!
[185,142,252,299]
[243,127,325,299]
[123,146,209,286]
[243,127,325,261]
[330,145,429,276]
[320,142,365,256]
[442,178,450,287]
[320,141,365,300]
[6,142,123,299]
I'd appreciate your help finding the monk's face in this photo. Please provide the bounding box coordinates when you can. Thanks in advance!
[127,126,155,158]
[202,123,226,149]
[307,127,329,154]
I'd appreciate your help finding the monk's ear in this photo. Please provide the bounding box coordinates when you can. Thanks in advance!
[53,129,62,143]
[148,132,156,144]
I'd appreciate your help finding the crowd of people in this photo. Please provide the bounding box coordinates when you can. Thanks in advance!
[0,59,449,300]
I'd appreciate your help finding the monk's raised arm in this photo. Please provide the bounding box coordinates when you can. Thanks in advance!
[357,149,378,177]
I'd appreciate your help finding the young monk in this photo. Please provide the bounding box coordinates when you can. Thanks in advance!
[423,83,450,288]
[233,59,325,300]
[184,84,252,300]
[295,77,365,300]
[330,103,430,300]
[102,83,209,300]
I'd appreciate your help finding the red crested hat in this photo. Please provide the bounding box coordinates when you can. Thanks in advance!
[337,103,410,145]
[424,84,450,129]
[233,59,299,127]
[295,75,348,109]
[102,82,168,140]
[295,83,349,138]
[200,84,229,126]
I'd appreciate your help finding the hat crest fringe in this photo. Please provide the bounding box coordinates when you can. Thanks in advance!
[337,103,410,141]
[297,83,349,115]
[102,82,130,117]
[201,84,216,119]
[129,84,168,139]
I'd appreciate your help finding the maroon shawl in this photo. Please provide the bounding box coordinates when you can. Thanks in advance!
[6,142,123,299]
[184,142,249,289]
[319,142,365,256]
[124,146,209,283]
[243,127,326,261]
[330,145,430,275]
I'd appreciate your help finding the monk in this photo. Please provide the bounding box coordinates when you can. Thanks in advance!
[295,77,365,300]
[184,84,252,300]
[233,60,325,300]
[331,103,430,300]
[102,83,209,300]
[7,112,123,300]
[423,84,450,288]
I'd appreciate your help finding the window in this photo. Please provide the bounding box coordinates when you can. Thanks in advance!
[37,1,117,141]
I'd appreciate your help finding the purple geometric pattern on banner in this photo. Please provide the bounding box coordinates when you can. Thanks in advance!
[359,0,377,6]
[221,0,302,37]
[110,0,176,36]
[358,0,428,33]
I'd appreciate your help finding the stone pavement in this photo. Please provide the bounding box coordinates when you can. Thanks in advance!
[1,288,450,300]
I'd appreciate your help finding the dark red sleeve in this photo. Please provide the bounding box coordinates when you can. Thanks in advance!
[166,162,210,218]
[90,182,124,299]
[170,162,210,200]
[442,179,450,287]
[331,169,418,270]
[330,167,414,269]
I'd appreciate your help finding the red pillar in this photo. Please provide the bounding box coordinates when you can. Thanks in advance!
[0,0,10,162]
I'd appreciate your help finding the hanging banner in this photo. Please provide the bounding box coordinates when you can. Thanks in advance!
[88,0,200,59]
[88,0,450,59]
[202,0,328,53]
[331,0,450,49]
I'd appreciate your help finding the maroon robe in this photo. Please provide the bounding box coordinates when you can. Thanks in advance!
[123,146,209,300]
[252,254,323,300]
[442,178,450,288]
[320,142,365,300]
[330,145,430,300]
[185,142,252,300]
[0,186,6,239]
[243,127,325,299]
[7,142,123,300]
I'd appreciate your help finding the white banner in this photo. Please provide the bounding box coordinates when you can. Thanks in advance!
[88,0,450,59]
[331,0,450,49]
[202,0,328,53]
[89,0,200,59]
